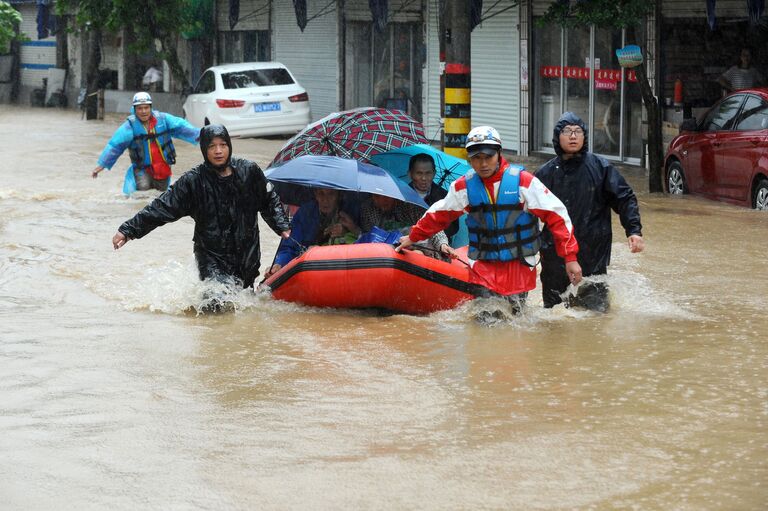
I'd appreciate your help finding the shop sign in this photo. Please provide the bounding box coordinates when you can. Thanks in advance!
[539,66,636,82]
[595,79,617,90]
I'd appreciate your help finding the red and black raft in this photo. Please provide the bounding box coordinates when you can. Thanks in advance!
[261,243,487,314]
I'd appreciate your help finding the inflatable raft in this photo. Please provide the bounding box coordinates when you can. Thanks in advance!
[262,243,488,314]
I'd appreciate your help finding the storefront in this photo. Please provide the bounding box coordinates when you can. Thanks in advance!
[342,0,424,119]
[272,0,340,121]
[216,0,271,65]
[660,0,768,116]
[530,2,647,163]
[271,0,425,123]
[423,0,522,152]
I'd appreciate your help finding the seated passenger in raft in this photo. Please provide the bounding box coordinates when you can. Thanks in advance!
[360,193,451,259]
[407,153,459,240]
[266,187,361,277]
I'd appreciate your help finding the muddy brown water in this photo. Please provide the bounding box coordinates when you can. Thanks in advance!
[1,106,766,510]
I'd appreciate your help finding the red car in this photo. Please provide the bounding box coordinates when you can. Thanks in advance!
[664,88,768,210]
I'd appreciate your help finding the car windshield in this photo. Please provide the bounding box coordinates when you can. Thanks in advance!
[221,68,294,89]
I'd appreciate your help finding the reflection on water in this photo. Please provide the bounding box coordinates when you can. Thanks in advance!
[1,106,766,509]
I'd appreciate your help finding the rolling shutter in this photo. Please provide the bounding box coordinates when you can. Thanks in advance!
[471,3,520,154]
[273,0,340,121]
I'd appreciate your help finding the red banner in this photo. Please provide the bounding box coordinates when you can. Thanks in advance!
[539,66,637,82]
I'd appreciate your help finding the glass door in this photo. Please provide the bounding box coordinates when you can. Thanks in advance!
[592,27,622,158]
[345,23,423,119]
[344,23,373,108]
[563,27,591,125]
[532,22,645,164]
[533,24,563,150]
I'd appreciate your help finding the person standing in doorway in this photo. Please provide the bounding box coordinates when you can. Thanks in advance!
[92,92,199,195]
[718,48,764,93]
[536,112,644,312]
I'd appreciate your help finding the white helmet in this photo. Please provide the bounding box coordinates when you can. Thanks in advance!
[132,92,152,106]
[465,126,502,157]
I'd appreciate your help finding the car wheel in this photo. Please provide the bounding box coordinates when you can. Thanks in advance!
[667,161,687,195]
[753,178,768,210]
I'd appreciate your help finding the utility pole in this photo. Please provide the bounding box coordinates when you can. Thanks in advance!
[442,0,471,160]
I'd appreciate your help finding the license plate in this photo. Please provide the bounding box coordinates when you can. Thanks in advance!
[254,102,281,112]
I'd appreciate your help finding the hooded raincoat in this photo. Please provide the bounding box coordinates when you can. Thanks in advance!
[97,108,199,195]
[118,125,290,288]
[535,112,643,307]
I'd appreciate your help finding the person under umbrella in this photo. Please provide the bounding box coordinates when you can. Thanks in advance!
[406,153,459,239]
[360,193,450,259]
[265,187,361,278]
[270,108,427,167]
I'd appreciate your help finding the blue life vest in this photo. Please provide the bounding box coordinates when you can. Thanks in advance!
[465,165,541,262]
[126,113,177,170]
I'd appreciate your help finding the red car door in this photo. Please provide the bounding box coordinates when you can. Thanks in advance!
[693,95,746,197]
[717,95,768,203]
[681,132,718,195]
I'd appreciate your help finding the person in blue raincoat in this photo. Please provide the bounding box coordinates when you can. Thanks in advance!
[91,92,199,195]
[264,188,361,277]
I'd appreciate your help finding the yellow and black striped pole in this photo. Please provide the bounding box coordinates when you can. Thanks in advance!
[444,63,471,160]
[442,0,471,160]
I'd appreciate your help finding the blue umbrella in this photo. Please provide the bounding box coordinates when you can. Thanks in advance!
[265,155,428,209]
[369,143,471,190]
[370,143,473,248]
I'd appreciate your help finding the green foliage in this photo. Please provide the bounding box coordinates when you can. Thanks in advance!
[56,0,202,88]
[537,0,654,29]
[0,1,23,54]
[56,0,198,56]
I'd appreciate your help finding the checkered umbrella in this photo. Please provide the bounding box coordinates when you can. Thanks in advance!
[269,107,428,167]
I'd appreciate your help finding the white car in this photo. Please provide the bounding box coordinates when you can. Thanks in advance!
[182,62,311,137]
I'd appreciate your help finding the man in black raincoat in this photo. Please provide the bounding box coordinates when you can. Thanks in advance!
[111,124,291,289]
[536,112,644,312]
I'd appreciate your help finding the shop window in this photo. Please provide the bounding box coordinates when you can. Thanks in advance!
[659,18,768,110]
[533,26,562,149]
[218,30,270,64]
[344,22,423,120]
[532,22,644,162]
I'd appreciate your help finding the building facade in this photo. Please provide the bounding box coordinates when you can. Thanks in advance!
[5,1,768,167]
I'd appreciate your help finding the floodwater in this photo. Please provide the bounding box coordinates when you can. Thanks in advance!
[1,106,766,510]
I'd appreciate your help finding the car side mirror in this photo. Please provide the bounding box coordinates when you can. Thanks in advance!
[181,85,193,98]
[680,118,698,133]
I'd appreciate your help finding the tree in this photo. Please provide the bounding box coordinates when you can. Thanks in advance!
[538,0,663,193]
[0,1,23,55]
[57,0,203,91]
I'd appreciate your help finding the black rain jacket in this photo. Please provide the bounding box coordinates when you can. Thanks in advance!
[535,112,642,277]
[119,125,290,288]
